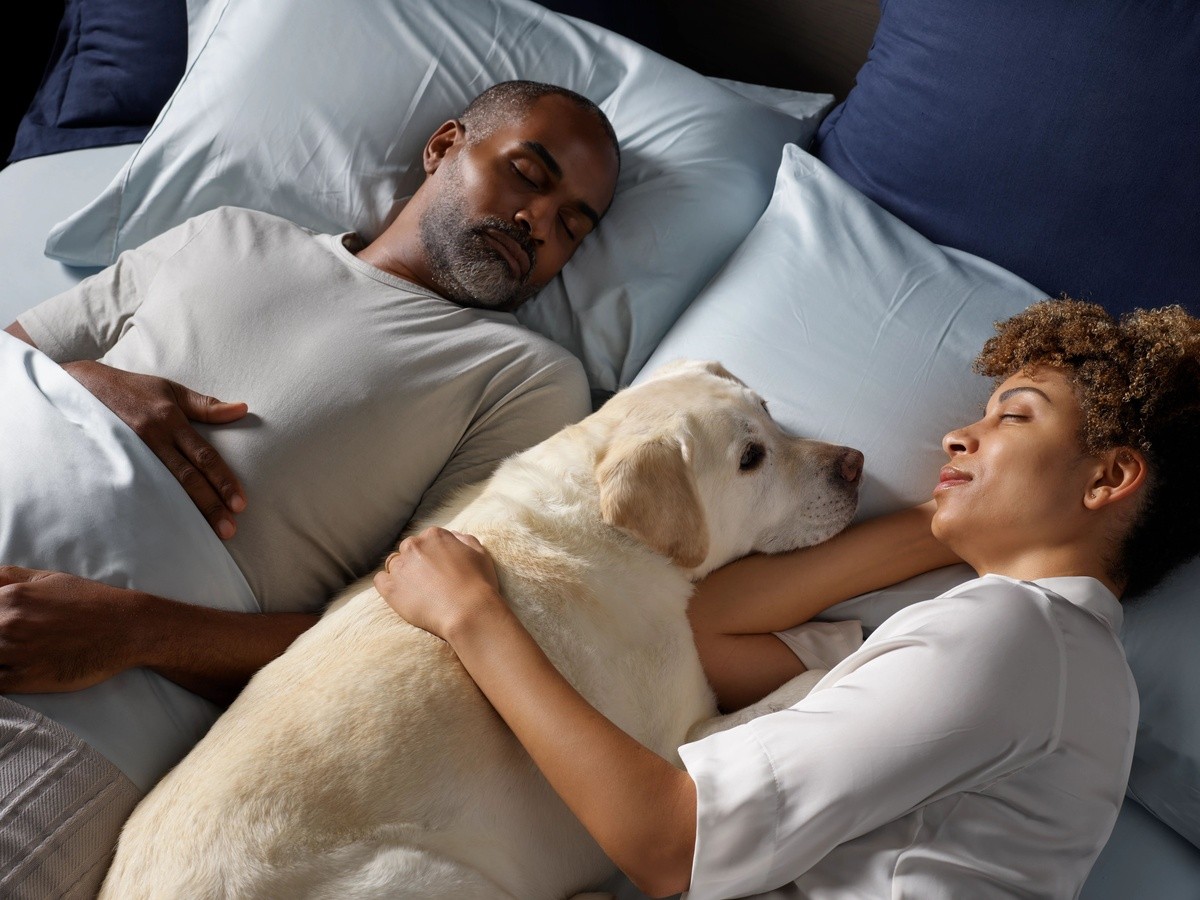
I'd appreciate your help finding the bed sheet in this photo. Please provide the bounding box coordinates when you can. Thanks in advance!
[0,144,264,792]
[0,330,259,792]
[0,143,137,326]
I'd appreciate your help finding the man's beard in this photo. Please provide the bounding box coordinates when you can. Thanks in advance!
[419,162,540,312]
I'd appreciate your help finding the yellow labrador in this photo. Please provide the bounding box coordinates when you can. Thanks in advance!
[100,359,862,900]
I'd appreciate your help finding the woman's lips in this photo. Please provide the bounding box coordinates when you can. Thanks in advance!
[934,466,972,493]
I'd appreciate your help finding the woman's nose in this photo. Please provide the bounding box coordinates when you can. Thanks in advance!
[941,426,976,456]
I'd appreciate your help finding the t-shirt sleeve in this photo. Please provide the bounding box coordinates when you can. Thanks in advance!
[407,353,591,528]
[17,212,216,362]
[679,586,1067,900]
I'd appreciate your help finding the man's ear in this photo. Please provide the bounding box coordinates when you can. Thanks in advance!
[1084,448,1148,510]
[423,120,465,175]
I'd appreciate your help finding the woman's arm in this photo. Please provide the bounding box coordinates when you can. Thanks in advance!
[690,501,960,711]
[375,528,696,898]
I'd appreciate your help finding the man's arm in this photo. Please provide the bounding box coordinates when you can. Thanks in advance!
[0,566,317,706]
[4,321,35,347]
[688,500,961,711]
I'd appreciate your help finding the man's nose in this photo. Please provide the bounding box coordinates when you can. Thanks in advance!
[514,206,547,244]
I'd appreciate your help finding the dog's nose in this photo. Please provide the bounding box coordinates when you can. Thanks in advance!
[837,448,864,483]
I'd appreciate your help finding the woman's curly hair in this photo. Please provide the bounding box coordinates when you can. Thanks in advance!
[974,297,1200,596]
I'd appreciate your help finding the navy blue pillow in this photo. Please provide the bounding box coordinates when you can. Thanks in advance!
[9,0,187,163]
[812,0,1200,315]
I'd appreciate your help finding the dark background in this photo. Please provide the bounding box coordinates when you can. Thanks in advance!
[2,1,877,170]
[2,3,63,165]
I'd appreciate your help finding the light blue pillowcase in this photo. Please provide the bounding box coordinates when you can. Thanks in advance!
[634,142,1200,852]
[1121,561,1200,849]
[635,142,1043,520]
[43,0,831,395]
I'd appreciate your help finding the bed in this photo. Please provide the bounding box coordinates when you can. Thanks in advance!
[2,0,1197,897]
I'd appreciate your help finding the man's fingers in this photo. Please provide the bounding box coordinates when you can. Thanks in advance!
[159,442,241,539]
[174,427,247,515]
[173,383,249,425]
[0,565,37,586]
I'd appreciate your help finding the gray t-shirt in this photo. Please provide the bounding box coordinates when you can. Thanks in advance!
[21,206,590,613]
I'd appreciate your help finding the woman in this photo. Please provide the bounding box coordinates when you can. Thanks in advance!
[375,298,1200,899]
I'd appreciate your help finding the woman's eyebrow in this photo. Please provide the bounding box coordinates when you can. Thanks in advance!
[998,386,1052,404]
[520,140,601,228]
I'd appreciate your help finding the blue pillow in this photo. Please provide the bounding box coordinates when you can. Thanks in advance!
[9,0,187,163]
[812,0,1200,316]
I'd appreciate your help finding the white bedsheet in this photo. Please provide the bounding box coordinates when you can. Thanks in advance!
[0,143,137,327]
[0,331,258,791]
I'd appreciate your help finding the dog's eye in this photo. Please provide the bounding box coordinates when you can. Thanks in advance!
[739,443,766,471]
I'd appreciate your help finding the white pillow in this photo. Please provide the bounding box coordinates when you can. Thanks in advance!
[635,142,1045,521]
[44,0,828,394]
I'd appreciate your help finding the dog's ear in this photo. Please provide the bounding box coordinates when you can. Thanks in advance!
[645,358,744,388]
[596,434,709,569]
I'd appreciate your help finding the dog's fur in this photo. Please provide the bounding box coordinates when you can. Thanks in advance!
[99,359,861,900]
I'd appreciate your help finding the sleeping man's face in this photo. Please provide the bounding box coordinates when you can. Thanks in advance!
[417,94,619,312]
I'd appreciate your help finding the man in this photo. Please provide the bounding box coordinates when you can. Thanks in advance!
[0,80,620,897]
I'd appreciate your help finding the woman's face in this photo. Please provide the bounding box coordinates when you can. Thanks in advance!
[931,366,1103,573]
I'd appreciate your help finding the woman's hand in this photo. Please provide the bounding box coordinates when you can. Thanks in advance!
[374,526,696,895]
[374,527,503,642]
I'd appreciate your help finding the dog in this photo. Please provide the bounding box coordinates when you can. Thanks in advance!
[99,358,862,899]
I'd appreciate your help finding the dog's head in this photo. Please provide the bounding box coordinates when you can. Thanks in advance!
[593,359,862,577]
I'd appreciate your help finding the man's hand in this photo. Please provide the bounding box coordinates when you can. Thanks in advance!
[61,360,249,539]
[0,566,319,703]
[0,566,151,693]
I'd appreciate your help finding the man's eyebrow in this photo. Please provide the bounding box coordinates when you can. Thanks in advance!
[522,140,562,178]
[521,140,601,228]
[998,386,1052,404]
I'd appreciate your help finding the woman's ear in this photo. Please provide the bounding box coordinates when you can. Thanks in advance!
[1084,448,1148,511]
[423,120,465,175]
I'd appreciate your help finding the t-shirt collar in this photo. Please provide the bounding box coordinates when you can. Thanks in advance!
[1034,575,1124,635]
